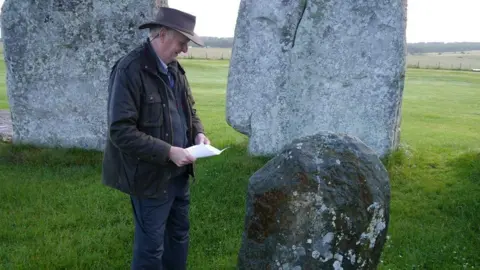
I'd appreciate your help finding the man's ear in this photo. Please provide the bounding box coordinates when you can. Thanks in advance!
[162,28,173,37]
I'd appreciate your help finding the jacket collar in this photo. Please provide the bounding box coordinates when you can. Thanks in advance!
[141,38,186,76]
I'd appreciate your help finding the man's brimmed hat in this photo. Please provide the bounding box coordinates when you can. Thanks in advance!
[139,7,204,47]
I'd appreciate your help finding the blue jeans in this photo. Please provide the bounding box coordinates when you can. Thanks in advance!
[130,174,190,270]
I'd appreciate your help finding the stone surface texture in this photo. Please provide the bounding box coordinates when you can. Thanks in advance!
[1,0,160,150]
[238,132,390,269]
[0,110,13,143]
[226,0,407,157]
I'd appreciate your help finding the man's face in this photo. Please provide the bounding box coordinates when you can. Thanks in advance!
[158,29,190,64]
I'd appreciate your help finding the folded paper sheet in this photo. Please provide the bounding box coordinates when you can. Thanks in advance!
[186,144,228,158]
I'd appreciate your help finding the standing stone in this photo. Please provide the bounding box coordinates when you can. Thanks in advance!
[1,0,164,150]
[226,0,407,157]
[238,131,390,269]
[156,0,169,10]
[0,110,13,143]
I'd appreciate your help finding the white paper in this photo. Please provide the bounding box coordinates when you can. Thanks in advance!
[186,143,228,158]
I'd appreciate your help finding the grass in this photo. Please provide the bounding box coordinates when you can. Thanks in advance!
[0,59,479,269]
[380,69,480,269]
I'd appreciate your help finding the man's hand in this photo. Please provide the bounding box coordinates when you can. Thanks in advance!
[168,146,196,167]
[195,133,211,145]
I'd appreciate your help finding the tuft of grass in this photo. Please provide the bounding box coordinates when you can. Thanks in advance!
[0,60,479,269]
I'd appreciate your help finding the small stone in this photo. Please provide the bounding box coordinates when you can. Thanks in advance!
[334,253,343,261]
[237,132,390,269]
[333,260,343,270]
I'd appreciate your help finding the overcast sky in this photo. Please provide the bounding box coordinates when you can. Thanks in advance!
[1,0,478,43]
[169,0,479,43]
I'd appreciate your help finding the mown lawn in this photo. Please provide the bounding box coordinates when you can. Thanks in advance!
[0,59,479,269]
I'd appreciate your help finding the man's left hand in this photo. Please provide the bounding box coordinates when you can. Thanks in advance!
[195,133,211,145]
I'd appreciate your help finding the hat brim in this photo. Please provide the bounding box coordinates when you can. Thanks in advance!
[139,22,204,47]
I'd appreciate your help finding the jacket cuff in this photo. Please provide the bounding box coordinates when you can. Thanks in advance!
[147,139,172,164]
[193,126,205,138]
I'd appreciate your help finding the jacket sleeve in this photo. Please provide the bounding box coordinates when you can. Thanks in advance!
[185,77,205,137]
[107,67,172,164]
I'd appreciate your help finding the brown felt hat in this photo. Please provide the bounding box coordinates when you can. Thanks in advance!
[139,7,204,47]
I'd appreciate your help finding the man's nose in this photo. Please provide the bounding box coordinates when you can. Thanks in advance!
[182,44,188,53]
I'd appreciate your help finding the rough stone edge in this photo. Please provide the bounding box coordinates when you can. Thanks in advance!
[0,110,13,143]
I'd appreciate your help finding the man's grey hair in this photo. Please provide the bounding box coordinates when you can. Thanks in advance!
[149,26,175,39]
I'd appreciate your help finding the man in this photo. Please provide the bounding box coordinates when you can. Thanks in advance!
[101,7,210,270]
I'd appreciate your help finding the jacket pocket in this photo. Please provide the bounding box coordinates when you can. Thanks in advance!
[120,153,139,192]
[139,92,164,128]
[133,160,170,199]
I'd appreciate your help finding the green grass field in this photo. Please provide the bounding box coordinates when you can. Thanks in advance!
[0,59,479,269]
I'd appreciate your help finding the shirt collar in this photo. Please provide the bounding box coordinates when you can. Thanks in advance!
[146,39,169,74]
[157,56,168,72]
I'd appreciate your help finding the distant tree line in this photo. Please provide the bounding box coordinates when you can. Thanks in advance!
[193,37,234,48]
[407,42,480,54]
[195,37,480,54]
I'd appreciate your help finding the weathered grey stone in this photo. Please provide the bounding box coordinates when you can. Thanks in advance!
[238,131,390,269]
[1,0,161,150]
[0,110,13,143]
[226,0,407,157]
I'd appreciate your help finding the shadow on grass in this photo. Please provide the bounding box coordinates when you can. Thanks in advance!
[192,142,271,185]
[448,150,480,184]
[0,142,104,167]
[0,141,272,170]
[378,148,480,268]
[436,150,480,224]
[435,151,480,237]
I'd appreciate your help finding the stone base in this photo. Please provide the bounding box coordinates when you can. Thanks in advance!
[0,110,12,143]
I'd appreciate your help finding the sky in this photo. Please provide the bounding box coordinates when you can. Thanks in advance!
[0,0,478,43]
[170,0,480,43]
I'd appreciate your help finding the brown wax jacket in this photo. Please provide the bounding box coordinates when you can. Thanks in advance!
[101,39,204,199]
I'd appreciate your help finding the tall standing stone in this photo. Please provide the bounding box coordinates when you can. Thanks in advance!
[226,0,407,157]
[1,0,165,150]
[156,0,169,10]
